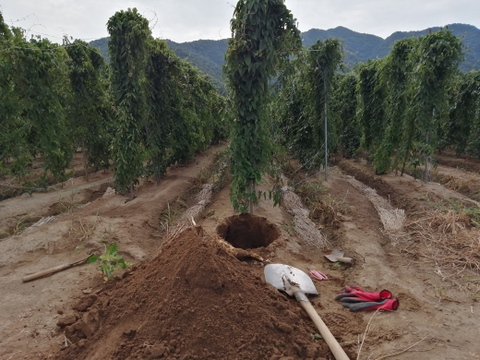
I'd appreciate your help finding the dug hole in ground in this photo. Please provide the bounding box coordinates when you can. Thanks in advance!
[0,144,479,359]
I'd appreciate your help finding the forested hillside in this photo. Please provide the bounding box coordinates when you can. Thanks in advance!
[302,24,480,71]
[166,39,228,93]
[373,23,480,71]
[90,23,480,91]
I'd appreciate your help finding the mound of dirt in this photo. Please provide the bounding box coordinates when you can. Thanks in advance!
[54,227,328,360]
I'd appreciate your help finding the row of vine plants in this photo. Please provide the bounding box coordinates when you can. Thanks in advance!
[270,28,480,181]
[2,4,480,211]
[0,9,228,194]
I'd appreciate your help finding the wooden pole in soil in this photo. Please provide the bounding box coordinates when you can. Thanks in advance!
[324,77,328,181]
[249,179,255,214]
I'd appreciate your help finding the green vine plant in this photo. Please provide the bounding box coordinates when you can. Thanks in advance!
[373,37,415,175]
[305,38,343,179]
[399,30,463,180]
[0,14,73,183]
[224,0,301,213]
[87,243,130,281]
[108,8,151,194]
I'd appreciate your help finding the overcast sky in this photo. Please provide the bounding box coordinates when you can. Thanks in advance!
[1,1,479,44]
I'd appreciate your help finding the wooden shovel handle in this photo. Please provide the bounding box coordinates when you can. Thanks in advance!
[336,257,354,264]
[22,258,87,282]
[298,299,350,360]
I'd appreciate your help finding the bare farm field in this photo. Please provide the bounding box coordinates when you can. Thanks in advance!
[1,147,479,360]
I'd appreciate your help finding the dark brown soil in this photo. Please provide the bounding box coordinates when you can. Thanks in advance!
[216,213,281,249]
[436,151,480,173]
[54,226,333,360]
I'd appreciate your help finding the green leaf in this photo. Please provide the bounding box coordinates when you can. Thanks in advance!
[107,243,118,254]
[86,254,98,264]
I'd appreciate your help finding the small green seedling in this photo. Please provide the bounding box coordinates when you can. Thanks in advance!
[311,333,323,341]
[332,261,343,269]
[87,243,130,280]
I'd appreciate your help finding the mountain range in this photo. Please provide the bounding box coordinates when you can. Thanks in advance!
[90,23,480,93]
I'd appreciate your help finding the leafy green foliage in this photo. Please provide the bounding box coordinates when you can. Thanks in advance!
[271,40,344,170]
[373,38,416,174]
[108,8,151,194]
[446,71,480,156]
[2,7,477,193]
[86,243,129,280]
[66,39,111,179]
[0,21,73,181]
[225,0,301,213]
[357,59,388,153]
[400,30,463,179]
[107,10,227,192]
[305,39,343,169]
[144,39,179,181]
[270,56,313,165]
[465,72,480,157]
[357,30,463,179]
[0,9,225,191]
[144,39,228,183]
[331,73,361,158]
[356,30,463,179]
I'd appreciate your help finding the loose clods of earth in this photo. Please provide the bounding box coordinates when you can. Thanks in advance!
[54,227,330,360]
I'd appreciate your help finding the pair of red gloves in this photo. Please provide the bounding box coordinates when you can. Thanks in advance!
[335,285,399,312]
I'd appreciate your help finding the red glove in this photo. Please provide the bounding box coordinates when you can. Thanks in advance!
[335,285,392,302]
[341,298,399,312]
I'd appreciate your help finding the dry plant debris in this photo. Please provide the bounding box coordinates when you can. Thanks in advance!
[345,175,406,239]
[406,209,480,275]
[173,183,214,232]
[281,184,329,248]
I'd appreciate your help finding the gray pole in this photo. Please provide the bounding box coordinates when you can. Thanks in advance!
[324,77,328,181]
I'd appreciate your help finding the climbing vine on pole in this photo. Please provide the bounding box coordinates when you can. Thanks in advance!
[107,8,151,194]
[305,39,343,179]
[225,0,300,213]
[66,39,110,181]
[401,29,462,180]
[331,73,361,159]
[373,37,415,174]
[1,15,111,182]
[13,37,72,181]
[445,71,480,156]
[357,59,388,153]
[462,72,480,157]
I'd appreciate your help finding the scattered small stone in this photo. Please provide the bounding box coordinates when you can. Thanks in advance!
[275,321,293,334]
[72,294,97,312]
[57,314,78,328]
[102,187,115,197]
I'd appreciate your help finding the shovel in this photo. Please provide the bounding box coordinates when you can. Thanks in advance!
[324,249,354,264]
[264,264,349,360]
[22,255,91,282]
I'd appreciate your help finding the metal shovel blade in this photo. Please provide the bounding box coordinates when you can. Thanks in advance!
[264,263,318,296]
[324,249,354,264]
[264,264,350,360]
[325,249,345,262]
